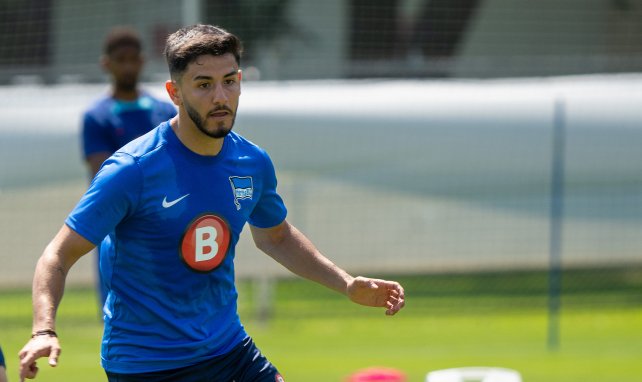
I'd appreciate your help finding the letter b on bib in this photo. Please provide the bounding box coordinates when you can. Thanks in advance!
[181,214,231,272]
[195,226,218,261]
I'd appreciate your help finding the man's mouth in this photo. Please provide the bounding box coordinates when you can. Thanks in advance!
[209,110,230,118]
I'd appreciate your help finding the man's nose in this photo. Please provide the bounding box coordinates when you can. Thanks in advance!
[212,83,228,104]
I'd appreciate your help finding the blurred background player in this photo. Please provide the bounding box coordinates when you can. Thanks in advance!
[81,26,177,310]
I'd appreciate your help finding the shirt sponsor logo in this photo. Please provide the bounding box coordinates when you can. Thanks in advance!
[229,176,253,210]
[180,213,231,272]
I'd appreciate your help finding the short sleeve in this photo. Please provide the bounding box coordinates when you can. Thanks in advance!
[248,150,287,228]
[82,112,113,158]
[65,153,141,245]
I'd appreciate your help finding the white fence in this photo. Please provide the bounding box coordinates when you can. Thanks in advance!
[1,75,641,287]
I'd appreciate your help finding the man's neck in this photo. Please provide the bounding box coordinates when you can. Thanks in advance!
[170,116,224,157]
[112,88,139,101]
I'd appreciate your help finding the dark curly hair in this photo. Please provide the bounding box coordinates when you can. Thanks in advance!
[164,24,243,79]
[103,26,142,56]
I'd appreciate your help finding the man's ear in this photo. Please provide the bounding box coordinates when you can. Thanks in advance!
[100,55,110,72]
[165,80,182,106]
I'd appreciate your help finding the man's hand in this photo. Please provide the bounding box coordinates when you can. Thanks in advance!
[18,335,61,381]
[346,276,405,315]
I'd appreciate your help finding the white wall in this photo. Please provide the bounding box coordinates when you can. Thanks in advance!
[1,75,641,287]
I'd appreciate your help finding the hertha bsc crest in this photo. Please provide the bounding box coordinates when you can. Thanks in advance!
[229,176,253,210]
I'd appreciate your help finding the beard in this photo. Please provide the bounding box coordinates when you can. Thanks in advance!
[184,100,236,139]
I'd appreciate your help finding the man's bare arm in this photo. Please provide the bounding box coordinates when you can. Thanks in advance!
[19,225,95,381]
[250,220,405,315]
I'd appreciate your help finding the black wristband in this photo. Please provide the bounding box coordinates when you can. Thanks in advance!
[31,329,57,338]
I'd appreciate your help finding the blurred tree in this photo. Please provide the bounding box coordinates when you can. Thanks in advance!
[205,0,309,64]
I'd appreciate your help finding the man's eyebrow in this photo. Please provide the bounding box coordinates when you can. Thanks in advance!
[223,69,240,78]
[192,70,239,81]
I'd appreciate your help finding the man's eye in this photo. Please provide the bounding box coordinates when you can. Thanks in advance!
[199,83,210,88]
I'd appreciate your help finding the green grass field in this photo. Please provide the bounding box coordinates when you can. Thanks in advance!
[1,268,641,382]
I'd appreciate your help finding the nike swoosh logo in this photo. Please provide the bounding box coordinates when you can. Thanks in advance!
[162,194,190,208]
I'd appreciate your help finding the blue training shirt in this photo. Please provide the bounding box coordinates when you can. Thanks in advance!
[66,121,287,373]
[82,93,177,157]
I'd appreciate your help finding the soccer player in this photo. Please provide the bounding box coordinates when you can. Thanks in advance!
[18,25,405,382]
[81,26,177,308]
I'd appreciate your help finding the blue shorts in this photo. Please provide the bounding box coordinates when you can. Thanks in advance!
[105,337,284,382]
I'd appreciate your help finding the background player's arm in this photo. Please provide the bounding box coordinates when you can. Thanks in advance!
[82,111,114,179]
[250,220,405,315]
[19,225,95,381]
[85,152,111,178]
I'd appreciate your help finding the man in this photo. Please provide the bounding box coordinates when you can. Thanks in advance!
[81,27,177,307]
[19,25,405,382]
